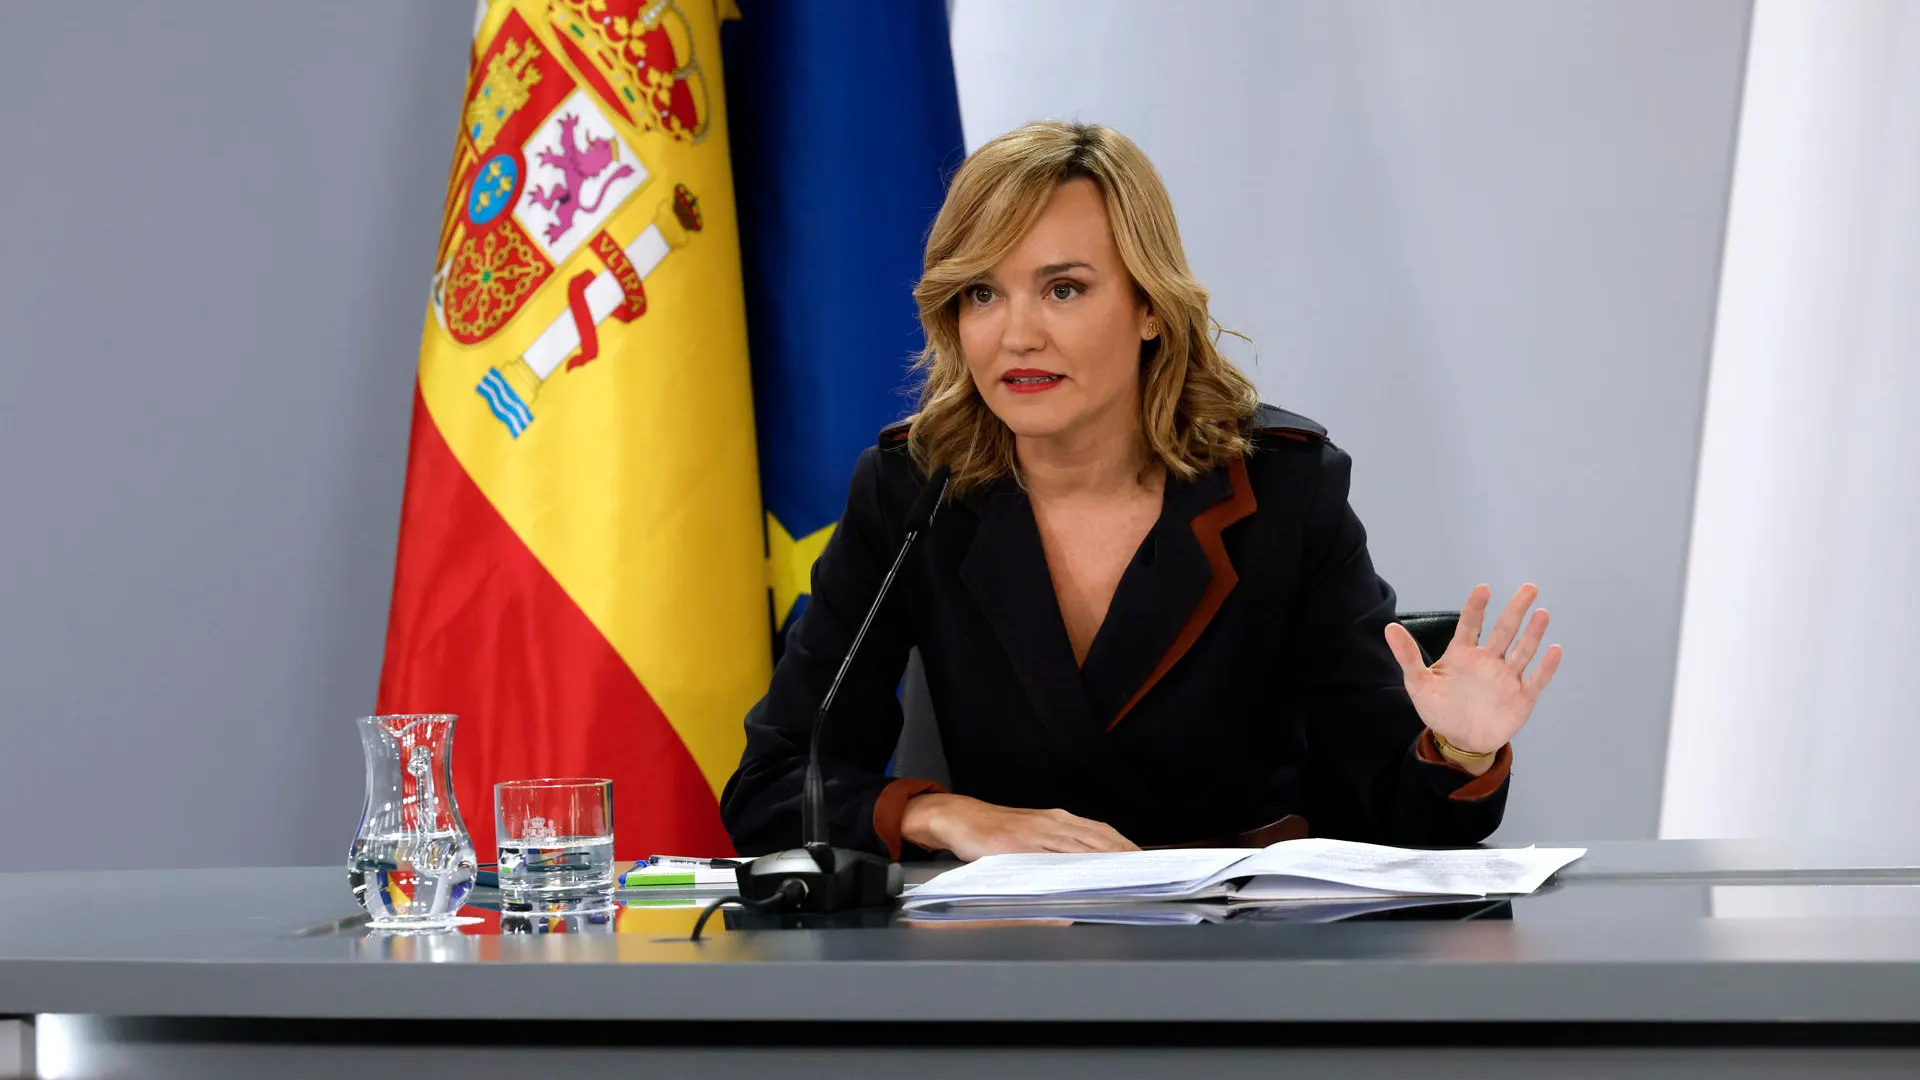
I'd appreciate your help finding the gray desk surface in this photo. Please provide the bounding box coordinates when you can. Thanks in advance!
[5,838,1920,1024]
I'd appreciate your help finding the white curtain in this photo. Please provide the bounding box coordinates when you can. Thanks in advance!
[1661,0,1920,840]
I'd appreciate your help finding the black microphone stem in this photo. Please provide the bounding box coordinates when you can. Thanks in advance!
[802,526,923,859]
[738,465,950,912]
[800,465,949,864]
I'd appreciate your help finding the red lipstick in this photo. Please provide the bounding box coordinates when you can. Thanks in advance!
[1001,368,1065,394]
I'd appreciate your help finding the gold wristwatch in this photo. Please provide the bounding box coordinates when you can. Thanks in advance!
[1432,730,1498,765]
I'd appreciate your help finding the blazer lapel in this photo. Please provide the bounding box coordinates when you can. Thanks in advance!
[1086,457,1257,731]
[958,481,1147,799]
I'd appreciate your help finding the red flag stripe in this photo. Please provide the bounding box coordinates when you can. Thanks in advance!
[378,387,734,860]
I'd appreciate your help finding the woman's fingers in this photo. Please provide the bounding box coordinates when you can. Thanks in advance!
[1384,622,1430,684]
[1050,831,1119,853]
[1523,644,1564,700]
[1039,810,1138,853]
[1452,584,1493,649]
[1061,819,1133,853]
[1483,584,1539,656]
[968,807,1138,857]
[1506,607,1550,671]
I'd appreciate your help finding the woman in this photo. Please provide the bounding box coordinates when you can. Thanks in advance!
[720,121,1560,862]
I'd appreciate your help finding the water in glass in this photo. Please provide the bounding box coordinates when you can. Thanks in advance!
[350,714,477,929]
[496,778,615,913]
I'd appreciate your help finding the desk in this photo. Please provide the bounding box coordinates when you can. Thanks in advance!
[3,839,1920,1078]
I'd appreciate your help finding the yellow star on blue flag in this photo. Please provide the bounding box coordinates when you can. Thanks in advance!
[765,513,834,632]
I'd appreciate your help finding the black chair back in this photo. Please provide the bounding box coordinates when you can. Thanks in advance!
[1395,610,1460,665]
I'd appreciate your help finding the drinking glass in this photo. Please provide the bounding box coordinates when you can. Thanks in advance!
[495,778,615,913]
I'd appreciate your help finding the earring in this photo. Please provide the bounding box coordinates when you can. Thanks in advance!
[1145,319,1158,339]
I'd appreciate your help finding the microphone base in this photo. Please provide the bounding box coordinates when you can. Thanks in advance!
[736,846,903,914]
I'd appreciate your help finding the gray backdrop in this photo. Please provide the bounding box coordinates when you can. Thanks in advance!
[0,0,1746,869]
[0,1,473,869]
[951,0,1752,842]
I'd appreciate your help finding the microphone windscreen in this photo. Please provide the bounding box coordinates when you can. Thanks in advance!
[903,465,953,533]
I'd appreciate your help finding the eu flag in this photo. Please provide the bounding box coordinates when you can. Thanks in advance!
[723,0,966,646]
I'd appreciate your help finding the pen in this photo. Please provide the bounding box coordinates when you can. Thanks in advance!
[644,854,742,869]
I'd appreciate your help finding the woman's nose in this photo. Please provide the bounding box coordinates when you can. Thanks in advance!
[1003,295,1046,353]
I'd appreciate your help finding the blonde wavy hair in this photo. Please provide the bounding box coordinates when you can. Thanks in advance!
[906,121,1259,493]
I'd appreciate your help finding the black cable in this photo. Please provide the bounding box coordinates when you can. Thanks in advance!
[689,880,806,942]
[689,897,739,942]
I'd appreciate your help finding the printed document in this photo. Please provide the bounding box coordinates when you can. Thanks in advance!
[901,838,1583,911]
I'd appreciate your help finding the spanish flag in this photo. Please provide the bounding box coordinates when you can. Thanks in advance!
[378,0,766,860]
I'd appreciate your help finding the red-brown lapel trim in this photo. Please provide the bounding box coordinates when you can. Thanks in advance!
[1108,456,1257,731]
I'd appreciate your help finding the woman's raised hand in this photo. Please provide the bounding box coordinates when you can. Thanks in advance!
[1384,583,1562,762]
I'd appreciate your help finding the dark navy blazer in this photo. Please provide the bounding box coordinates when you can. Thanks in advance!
[720,405,1513,859]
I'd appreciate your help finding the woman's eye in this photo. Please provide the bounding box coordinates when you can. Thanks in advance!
[965,285,995,305]
[1050,282,1080,301]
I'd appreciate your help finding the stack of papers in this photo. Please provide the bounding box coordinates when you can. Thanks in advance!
[902,894,1487,926]
[901,838,1584,915]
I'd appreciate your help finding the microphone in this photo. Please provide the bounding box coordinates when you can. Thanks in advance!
[736,465,953,914]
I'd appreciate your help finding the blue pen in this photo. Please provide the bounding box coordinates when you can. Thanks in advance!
[645,854,742,869]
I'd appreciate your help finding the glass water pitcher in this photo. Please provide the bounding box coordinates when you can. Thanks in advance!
[348,713,477,929]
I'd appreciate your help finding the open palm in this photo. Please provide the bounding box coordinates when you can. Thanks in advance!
[1384,583,1562,755]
